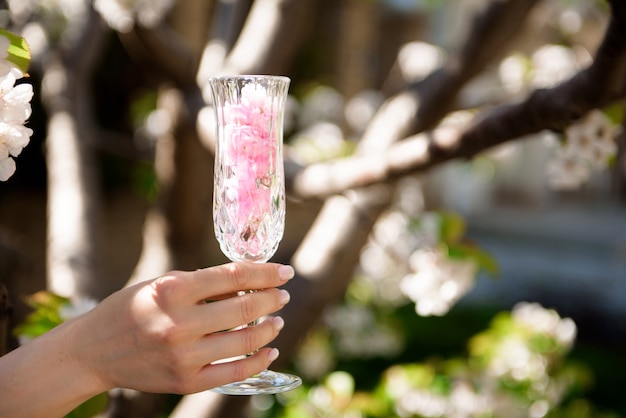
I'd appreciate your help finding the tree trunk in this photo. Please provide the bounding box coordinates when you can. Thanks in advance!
[43,9,110,300]
[336,0,379,99]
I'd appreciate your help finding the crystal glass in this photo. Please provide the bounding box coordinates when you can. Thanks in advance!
[208,75,301,395]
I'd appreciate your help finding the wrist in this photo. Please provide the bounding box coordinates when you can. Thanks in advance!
[62,312,113,397]
[0,316,108,418]
[46,317,109,413]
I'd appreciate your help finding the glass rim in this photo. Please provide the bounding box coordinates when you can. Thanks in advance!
[208,74,290,83]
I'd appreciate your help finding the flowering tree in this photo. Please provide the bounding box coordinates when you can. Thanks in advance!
[1,0,624,417]
[0,30,33,182]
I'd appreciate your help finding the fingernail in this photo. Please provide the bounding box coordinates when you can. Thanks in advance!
[268,348,280,362]
[279,289,290,305]
[272,316,285,331]
[278,265,295,281]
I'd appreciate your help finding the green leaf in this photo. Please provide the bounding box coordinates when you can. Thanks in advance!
[0,28,31,75]
[13,291,70,339]
[26,291,70,312]
[13,316,60,338]
[438,211,466,244]
[602,102,624,125]
[65,392,108,418]
[447,243,499,277]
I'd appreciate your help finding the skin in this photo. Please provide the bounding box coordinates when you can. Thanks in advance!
[0,262,294,418]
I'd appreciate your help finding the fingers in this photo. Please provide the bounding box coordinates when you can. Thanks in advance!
[194,347,280,393]
[132,262,295,394]
[197,287,290,335]
[166,318,284,394]
[174,263,295,305]
[201,316,284,364]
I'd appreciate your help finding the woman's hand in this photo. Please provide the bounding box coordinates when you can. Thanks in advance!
[80,262,293,394]
[0,262,294,418]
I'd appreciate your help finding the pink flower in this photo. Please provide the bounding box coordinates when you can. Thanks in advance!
[217,83,281,258]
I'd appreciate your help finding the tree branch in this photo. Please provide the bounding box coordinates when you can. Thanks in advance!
[290,0,626,200]
[406,0,541,134]
[221,0,316,75]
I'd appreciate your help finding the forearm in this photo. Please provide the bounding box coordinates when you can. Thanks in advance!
[0,264,294,416]
[0,318,106,418]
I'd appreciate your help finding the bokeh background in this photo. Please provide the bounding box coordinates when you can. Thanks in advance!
[1,0,625,417]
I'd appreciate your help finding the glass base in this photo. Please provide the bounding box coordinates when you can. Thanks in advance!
[211,369,302,395]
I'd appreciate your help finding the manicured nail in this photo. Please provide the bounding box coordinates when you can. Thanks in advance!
[272,316,285,331]
[279,289,291,305]
[268,348,280,362]
[278,265,295,281]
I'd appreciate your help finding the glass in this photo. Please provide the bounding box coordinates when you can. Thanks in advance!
[208,75,301,395]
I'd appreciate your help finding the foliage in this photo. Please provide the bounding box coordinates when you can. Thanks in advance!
[0,28,31,75]
[12,291,68,340]
[265,303,618,418]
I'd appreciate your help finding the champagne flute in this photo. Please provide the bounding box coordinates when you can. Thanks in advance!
[208,75,301,395]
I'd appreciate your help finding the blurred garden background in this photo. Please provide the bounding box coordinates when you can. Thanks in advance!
[1,0,625,417]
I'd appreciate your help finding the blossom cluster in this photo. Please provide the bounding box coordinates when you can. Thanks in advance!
[324,304,403,359]
[356,205,483,317]
[400,248,477,316]
[222,83,277,233]
[286,303,580,418]
[213,81,285,261]
[546,109,620,190]
[496,42,620,192]
[0,35,34,181]
[385,303,578,418]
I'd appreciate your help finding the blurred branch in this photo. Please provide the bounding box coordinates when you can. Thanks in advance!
[196,0,252,83]
[406,0,541,133]
[221,0,316,75]
[124,24,198,89]
[290,0,540,199]
[193,0,316,154]
[290,0,626,200]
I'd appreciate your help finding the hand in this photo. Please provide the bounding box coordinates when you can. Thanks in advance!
[75,262,294,394]
[0,262,294,418]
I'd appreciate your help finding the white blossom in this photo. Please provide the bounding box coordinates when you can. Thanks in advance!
[546,149,590,191]
[563,109,619,169]
[94,0,175,33]
[486,303,577,383]
[397,41,444,82]
[0,71,34,124]
[400,249,477,316]
[396,389,447,417]
[0,38,34,181]
[324,305,403,358]
[531,44,579,88]
[512,302,577,346]
[499,53,529,95]
[546,109,620,190]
